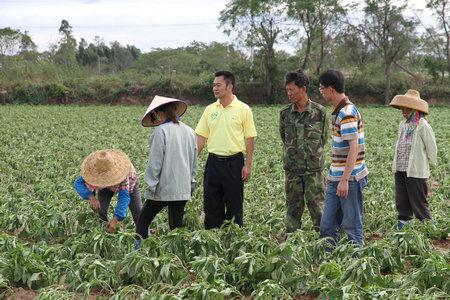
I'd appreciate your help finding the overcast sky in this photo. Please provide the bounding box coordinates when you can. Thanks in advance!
[0,0,436,53]
[0,0,230,52]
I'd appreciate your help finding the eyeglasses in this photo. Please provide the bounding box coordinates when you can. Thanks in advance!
[318,85,328,93]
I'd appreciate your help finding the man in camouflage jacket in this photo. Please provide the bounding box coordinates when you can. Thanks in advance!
[280,69,328,233]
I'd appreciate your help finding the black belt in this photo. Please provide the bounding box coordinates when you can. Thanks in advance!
[209,152,243,161]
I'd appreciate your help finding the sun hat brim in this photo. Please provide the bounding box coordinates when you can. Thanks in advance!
[389,91,429,114]
[141,95,188,127]
[81,149,131,188]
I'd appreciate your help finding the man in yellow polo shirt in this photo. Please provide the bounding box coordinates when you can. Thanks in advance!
[195,70,257,229]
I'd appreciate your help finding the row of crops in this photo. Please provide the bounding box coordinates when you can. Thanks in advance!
[0,105,448,299]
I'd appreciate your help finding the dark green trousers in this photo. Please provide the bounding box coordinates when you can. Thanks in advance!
[285,171,324,233]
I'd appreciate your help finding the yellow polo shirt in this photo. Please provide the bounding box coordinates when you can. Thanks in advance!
[195,96,257,156]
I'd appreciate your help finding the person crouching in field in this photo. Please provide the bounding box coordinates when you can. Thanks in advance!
[74,149,143,233]
[135,96,197,249]
[389,90,437,229]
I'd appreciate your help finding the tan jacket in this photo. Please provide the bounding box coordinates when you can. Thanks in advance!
[392,118,437,178]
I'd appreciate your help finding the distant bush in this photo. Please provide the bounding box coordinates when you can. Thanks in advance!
[144,77,172,96]
[10,84,48,104]
[46,83,67,99]
[186,73,214,102]
[2,71,449,105]
[420,84,450,102]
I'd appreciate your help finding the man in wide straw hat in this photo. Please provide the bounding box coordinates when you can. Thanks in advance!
[390,89,437,229]
[74,149,143,233]
[135,95,197,249]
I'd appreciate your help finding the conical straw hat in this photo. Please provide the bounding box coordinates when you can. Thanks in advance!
[389,89,429,114]
[141,95,187,127]
[81,149,131,187]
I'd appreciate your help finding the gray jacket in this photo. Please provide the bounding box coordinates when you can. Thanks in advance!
[144,121,198,201]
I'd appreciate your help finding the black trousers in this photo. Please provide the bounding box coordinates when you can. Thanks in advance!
[204,153,244,229]
[135,199,187,239]
[96,181,142,224]
[395,171,431,221]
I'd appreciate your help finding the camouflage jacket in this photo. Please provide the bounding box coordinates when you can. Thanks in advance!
[279,100,328,174]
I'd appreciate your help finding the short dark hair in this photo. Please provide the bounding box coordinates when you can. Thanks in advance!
[285,69,310,91]
[318,69,345,93]
[215,70,235,90]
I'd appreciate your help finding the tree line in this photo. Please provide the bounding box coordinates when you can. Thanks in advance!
[0,0,449,104]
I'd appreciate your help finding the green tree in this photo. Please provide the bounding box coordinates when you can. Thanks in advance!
[426,0,450,76]
[219,0,288,103]
[286,0,319,70]
[131,42,246,79]
[76,38,100,67]
[352,0,417,104]
[287,0,345,73]
[414,26,447,83]
[19,31,39,60]
[109,41,141,72]
[411,9,446,83]
[127,45,141,60]
[53,19,77,66]
[0,27,36,56]
[331,25,376,69]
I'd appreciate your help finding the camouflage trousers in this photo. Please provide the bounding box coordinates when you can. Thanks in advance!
[285,171,324,233]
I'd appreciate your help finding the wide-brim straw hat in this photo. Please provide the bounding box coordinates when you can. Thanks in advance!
[81,149,131,187]
[141,95,187,127]
[389,89,429,114]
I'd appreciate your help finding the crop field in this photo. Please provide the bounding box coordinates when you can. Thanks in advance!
[0,104,448,299]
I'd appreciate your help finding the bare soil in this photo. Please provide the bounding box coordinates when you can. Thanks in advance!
[275,234,287,244]
[432,238,449,255]
[366,233,383,242]
[292,293,318,300]
[3,287,112,300]
[4,288,37,300]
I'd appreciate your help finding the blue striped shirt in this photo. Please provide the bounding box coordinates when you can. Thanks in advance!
[329,100,368,181]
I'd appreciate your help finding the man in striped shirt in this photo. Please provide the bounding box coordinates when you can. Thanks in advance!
[318,70,368,247]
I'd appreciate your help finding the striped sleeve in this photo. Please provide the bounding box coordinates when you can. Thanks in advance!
[339,106,359,141]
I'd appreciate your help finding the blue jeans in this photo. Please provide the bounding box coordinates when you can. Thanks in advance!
[319,176,367,247]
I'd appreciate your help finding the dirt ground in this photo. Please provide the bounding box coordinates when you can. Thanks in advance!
[3,287,111,300]
[432,238,450,255]
[4,288,37,300]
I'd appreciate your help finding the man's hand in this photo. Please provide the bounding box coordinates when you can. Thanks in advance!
[196,135,207,156]
[337,138,357,199]
[241,164,252,181]
[106,217,119,233]
[243,137,254,181]
[336,179,349,199]
[88,195,100,212]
